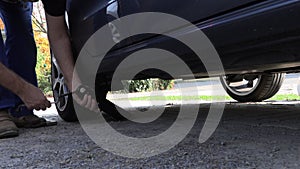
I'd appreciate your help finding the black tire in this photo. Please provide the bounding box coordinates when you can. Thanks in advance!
[220,73,285,102]
[51,55,77,122]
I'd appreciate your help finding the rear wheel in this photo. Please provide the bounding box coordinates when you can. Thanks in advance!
[220,73,285,102]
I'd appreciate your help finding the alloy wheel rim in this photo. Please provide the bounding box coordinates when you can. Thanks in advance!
[51,56,70,111]
[222,75,262,96]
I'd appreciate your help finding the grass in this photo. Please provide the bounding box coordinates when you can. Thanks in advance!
[125,94,300,101]
[129,95,231,101]
[269,94,300,101]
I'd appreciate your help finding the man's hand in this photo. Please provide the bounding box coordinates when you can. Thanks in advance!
[18,83,51,111]
[72,84,99,112]
[0,63,50,111]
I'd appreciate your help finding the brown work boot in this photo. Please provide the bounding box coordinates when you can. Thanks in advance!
[0,110,19,139]
[11,114,57,128]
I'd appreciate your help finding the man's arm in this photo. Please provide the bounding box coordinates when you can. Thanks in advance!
[45,14,98,111]
[0,63,51,110]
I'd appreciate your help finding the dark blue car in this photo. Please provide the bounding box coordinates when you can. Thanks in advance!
[51,0,300,121]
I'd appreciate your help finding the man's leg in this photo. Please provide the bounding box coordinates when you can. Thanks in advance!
[0,1,37,117]
[0,14,15,110]
[0,23,19,138]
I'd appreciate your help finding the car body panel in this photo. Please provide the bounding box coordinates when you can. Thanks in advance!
[66,0,300,81]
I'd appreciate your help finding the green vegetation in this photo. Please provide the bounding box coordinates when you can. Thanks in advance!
[269,94,300,101]
[34,34,52,96]
[36,51,52,96]
[128,95,232,101]
[123,79,174,93]
[117,94,300,101]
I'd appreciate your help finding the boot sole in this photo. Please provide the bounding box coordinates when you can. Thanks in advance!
[0,130,19,139]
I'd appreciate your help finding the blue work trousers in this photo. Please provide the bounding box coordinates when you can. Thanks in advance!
[0,1,37,117]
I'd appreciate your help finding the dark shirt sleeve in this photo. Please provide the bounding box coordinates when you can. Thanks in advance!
[41,0,66,16]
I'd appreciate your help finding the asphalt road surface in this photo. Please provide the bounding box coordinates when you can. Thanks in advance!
[0,102,299,168]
